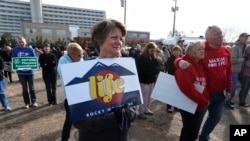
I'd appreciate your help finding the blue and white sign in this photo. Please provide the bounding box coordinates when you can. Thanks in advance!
[60,58,142,122]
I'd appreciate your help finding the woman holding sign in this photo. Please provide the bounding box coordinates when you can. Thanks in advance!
[73,19,137,141]
[174,41,209,141]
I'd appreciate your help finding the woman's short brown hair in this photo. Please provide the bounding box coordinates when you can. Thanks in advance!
[43,43,50,48]
[91,19,127,49]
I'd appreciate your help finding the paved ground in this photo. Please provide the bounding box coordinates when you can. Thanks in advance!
[0,71,249,141]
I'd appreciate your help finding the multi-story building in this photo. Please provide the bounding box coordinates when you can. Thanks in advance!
[126,30,150,45]
[0,0,106,41]
[21,22,70,43]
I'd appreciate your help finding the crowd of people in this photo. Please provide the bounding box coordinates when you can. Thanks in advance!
[0,19,249,141]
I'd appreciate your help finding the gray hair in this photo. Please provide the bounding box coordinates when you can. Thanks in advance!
[205,25,220,39]
[17,36,27,45]
[67,42,82,55]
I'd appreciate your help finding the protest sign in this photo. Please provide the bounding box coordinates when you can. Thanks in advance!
[60,58,142,122]
[12,57,39,71]
[152,72,198,114]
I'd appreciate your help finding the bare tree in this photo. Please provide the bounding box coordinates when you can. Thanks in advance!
[221,26,239,43]
[167,30,187,38]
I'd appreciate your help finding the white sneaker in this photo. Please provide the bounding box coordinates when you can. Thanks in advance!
[144,109,154,116]
[25,105,29,109]
[5,107,12,111]
[32,103,38,107]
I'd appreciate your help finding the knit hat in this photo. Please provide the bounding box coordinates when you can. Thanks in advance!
[173,45,182,53]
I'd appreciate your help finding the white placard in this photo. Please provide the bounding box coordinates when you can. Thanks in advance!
[152,72,198,114]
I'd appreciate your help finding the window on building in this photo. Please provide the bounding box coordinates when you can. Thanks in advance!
[139,33,148,39]
[25,28,36,34]
[42,29,52,35]
[56,29,66,35]
[128,33,137,38]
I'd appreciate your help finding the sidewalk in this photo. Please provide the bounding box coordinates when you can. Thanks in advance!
[0,71,249,141]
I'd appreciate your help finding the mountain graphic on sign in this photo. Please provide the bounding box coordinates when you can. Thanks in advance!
[66,62,135,86]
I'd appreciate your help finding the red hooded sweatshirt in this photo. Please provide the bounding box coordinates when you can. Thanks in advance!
[175,41,232,94]
[175,55,209,112]
[201,41,232,93]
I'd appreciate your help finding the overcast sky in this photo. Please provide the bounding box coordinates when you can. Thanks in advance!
[21,0,250,40]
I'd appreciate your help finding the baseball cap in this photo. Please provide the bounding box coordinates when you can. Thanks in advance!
[177,38,185,44]
[239,33,250,38]
[158,41,163,45]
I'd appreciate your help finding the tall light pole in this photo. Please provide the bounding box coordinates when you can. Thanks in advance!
[20,18,25,38]
[121,0,127,25]
[121,0,127,45]
[171,0,178,37]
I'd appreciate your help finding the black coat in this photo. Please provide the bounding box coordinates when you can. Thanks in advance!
[73,106,137,141]
[74,113,128,141]
[166,55,178,75]
[39,52,57,77]
[136,55,161,83]
[0,51,11,62]
[0,56,4,80]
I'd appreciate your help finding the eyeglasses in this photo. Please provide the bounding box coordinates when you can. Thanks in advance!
[73,52,83,58]
[78,54,84,57]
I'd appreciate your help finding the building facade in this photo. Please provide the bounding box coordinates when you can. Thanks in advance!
[74,30,150,46]
[126,30,150,45]
[0,0,106,41]
[21,22,70,43]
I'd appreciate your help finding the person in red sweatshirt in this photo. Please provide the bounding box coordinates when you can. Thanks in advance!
[175,41,209,141]
[175,25,232,141]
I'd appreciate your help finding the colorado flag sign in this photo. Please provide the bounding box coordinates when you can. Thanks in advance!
[60,58,142,122]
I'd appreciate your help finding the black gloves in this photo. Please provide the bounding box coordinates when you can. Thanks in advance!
[112,104,137,130]
[125,106,137,122]
[113,107,123,124]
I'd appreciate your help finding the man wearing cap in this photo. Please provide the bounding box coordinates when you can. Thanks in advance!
[157,42,166,64]
[177,38,185,54]
[225,32,249,109]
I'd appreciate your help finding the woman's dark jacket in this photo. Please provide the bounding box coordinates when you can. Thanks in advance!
[73,106,137,141]
[166,55,178,75]
[136,55,161,83]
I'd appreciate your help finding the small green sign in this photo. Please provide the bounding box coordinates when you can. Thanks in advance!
[12,57,39,70]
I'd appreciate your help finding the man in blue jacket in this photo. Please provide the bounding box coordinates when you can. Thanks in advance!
[11,36,37,109]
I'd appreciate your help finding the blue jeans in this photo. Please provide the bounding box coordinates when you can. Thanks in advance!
[0,79,9,108]
[199,93,225,141]
[43,74,57,104]
[238,76,250,104]
[226,72,238,104]
[179,108,207,141]
[18,75,36,105]
[62,99,72,141]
